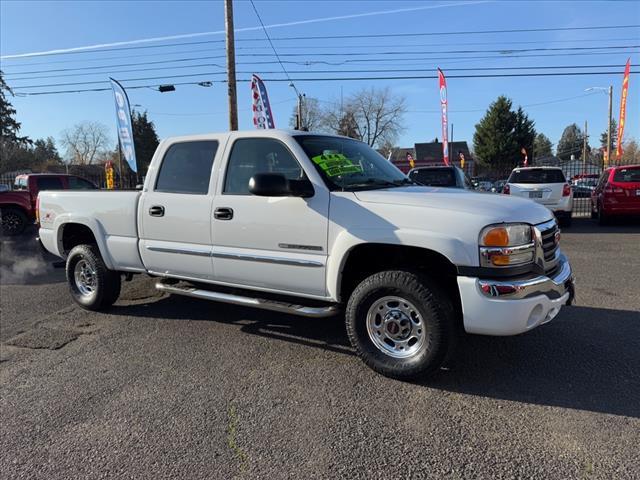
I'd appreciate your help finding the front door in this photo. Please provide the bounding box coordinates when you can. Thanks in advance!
[211,137,329,297]
[139,140,220,280]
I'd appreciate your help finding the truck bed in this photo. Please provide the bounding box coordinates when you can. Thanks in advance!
[38,190,144,272]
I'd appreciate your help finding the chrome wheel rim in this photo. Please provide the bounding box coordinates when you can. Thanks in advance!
[74,259,97,297]
[366,296,426,358]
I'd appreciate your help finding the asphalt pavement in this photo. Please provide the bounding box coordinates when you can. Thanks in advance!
[1,220,639,479]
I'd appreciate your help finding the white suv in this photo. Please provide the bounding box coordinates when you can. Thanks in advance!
[504,167,573,226]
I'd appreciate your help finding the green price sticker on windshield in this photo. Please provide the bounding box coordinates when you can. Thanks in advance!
[311,153,363,177]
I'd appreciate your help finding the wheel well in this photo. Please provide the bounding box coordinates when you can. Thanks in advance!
[1,204,27,214]
[339,243,462,321]
[62,223,97,253]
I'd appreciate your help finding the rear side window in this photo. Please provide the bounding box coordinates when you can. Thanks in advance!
[68,177,97,189]
[36,177,64,191]
[508,169,566,184]
[155,141,218,194]
[410,168,456,187]
[613,167,640,182]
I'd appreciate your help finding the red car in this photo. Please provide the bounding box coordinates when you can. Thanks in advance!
[591,165,640,224]
[0,173,97,235]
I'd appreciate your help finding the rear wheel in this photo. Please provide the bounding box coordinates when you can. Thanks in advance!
[66,244,121,311]
[345,270,455,380]
[1,207,28,236]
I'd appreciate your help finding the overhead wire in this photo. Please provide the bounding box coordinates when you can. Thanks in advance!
[12,70,638,95]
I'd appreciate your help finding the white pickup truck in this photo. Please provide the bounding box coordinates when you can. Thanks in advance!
[38,130,574,379]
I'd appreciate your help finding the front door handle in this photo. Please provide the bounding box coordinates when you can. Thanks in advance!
[149,205,165,217]
[214,207,234,220]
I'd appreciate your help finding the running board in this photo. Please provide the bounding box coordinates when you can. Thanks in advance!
[155,280,340,318]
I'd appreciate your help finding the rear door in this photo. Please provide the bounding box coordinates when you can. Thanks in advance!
[508,168,566,205]
[138,139,221,280]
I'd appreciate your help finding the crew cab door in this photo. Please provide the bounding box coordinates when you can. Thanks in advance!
[211,137,329,297]
[138,140,220,279]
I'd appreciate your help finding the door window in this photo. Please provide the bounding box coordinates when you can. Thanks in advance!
[224,138,304,195]
[155,141,218,194]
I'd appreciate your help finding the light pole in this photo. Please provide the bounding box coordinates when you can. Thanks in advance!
[289,82,305,130]
[585,86,613,166]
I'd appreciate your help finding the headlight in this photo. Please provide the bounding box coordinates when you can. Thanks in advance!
[479,223,534,267]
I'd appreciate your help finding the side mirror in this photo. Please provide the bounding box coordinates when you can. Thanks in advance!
[249,173,314,198]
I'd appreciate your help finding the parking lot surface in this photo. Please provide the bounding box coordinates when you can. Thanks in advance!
[1,220,639,479]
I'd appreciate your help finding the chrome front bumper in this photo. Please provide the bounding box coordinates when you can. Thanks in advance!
[478,253,574,302]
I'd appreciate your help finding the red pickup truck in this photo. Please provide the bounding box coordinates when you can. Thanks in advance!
[0,173,97,235]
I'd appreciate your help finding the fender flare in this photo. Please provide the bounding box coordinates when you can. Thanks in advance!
[53,214,116,270]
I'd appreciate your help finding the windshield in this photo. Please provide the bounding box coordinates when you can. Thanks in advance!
[410,168,457,187]
[508,168,566,184]
[294,135,410,190]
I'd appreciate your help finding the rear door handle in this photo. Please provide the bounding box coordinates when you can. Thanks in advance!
[149,205,165,217]
[214,207,234,220]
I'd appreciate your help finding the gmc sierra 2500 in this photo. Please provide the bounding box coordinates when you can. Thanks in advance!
[38,130,574,379]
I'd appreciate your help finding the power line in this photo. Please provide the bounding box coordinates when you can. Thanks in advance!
[2,24,638,60]
[13,70,638,95]
[248,0,294,86]
[7,63,639,83]
[5,45,637,77]
[258,24,640,41]
[4,36,636,69]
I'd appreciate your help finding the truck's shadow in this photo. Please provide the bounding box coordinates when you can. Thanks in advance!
[110,294,640,418]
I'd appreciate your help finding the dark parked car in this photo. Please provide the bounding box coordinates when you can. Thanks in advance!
[572,178,597,198]
[408,166,472,189]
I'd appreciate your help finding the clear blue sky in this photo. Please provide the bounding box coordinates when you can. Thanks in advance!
[1,0,639,155]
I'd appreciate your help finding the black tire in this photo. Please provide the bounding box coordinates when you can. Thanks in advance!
[590,205,597,219]
[1,207,28,236]
[345,270,455,380]
[598,203,609,226]
[66,244,121,311]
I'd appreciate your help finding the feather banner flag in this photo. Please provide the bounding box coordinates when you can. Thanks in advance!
[251,74,275,129]
[615,58,631,159]
[437,68,450,166]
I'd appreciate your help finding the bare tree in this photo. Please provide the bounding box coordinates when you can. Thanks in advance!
[288,97,326,132]
[323,87,406,148]
[60,121,110,165]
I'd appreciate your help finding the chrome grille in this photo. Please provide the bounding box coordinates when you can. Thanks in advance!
[539,221,560,272]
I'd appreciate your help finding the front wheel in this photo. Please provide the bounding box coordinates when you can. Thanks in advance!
[345,270,455,380]
[66,244,121,311]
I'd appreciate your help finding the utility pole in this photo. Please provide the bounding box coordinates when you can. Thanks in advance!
[607,85,613,166]
[583,120,588,175]
[224,0,238,131]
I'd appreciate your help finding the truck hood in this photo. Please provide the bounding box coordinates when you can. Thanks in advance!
[353,186,553,226]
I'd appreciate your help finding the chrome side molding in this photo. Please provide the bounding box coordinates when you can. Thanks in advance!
[155,280,340,318]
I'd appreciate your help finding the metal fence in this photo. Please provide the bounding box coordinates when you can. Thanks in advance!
[0,171,140,191]
[477,157,636,218]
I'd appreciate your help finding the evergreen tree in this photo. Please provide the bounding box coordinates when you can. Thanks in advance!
[131,110,160,176]
[599,118,618,155]
[514,106,536,162]
[557,124,588,161]
[473,96,519,172]
[533,133,553,158]
[0,71,31,172]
